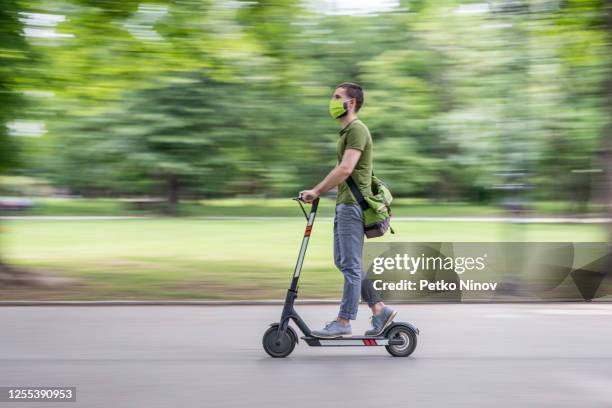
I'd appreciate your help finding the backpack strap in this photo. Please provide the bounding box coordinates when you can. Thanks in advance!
[345,175,369,211]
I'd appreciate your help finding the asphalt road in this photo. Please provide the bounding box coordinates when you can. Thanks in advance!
[1,304,611,407]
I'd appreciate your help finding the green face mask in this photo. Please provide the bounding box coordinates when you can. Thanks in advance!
[329,98,350,119]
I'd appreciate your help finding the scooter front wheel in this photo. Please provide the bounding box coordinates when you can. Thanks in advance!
[262,324,297,358]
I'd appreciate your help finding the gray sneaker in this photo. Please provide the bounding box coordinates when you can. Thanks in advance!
[311,320,352,338]
[365,307,397,336]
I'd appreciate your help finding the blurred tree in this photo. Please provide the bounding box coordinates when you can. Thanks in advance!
[0,0,24,283]
[51,72,321,208]
[5,0,612,211]
[602,0,612,244]
[531,0,608,210]
[0,0,27,171]
[0,0,53,285]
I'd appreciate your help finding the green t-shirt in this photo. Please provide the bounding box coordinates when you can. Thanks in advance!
[336,119,373,205]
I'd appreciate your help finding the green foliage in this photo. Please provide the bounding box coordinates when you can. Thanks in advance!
[2,0,612,208]
[0,0,32,172]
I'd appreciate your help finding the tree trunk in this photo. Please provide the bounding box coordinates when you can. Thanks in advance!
[166,175,180,214]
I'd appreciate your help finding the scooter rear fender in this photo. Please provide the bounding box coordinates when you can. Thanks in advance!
[383,322,420,337]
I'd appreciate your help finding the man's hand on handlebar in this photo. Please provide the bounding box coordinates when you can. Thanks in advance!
[299,189,319,203]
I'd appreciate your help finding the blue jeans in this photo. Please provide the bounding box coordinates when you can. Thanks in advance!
[334,203,381,320]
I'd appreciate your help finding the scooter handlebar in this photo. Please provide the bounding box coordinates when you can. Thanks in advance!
[293,195,319,212]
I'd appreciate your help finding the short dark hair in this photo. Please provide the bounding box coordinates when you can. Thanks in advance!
[336,82,364,112]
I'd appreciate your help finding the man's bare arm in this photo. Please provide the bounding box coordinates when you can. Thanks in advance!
[300,149,362,202]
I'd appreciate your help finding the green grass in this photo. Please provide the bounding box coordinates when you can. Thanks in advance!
[26,198,131,216]
[13,197,505,217]
[1,218,607,300]
[7,196,607,217]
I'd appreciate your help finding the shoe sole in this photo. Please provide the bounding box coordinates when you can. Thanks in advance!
[365,310,398,337]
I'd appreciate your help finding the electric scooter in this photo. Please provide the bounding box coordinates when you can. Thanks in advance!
[262,196,419,358]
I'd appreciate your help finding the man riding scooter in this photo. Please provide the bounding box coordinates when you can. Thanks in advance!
[300,82,397,338]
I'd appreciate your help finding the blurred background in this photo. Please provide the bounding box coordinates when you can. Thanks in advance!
[1,0,611,300]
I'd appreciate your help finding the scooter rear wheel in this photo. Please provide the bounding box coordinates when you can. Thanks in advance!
[385,326,417,357]
[262,324,297,358]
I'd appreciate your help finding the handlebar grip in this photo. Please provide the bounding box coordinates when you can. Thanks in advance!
[293,195,319,207]
[311,197,319,212]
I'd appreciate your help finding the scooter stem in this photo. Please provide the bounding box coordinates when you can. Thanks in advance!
[289,197,319,291]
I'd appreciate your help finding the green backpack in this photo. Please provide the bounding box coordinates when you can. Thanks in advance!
[345,173,394,238]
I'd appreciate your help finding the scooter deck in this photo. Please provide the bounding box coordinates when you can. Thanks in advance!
[302,336,401,346]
